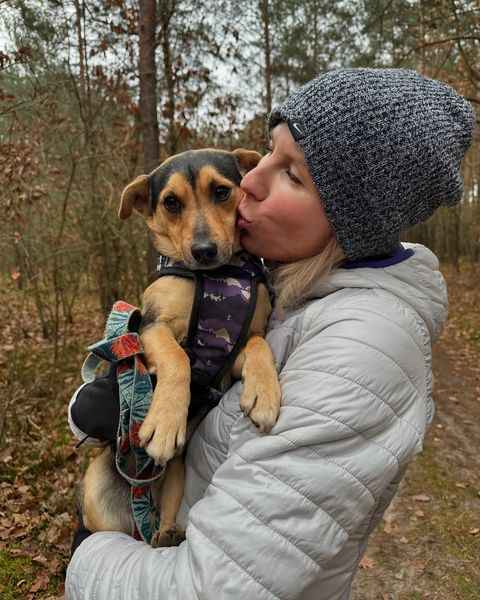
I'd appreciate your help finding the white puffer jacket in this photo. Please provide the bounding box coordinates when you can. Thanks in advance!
[66,243,447,600]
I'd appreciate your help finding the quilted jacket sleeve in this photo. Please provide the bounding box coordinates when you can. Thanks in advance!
[65,291,430,600]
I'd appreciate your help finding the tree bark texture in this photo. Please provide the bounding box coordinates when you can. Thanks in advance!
[139,0,160,173]
[260,0,272,114]
[138,0,160,277]
[159,1,177,155]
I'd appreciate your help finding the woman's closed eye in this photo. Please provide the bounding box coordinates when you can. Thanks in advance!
[285,168,302,185]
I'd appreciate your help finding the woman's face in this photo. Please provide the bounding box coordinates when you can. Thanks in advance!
[238,123,333,262]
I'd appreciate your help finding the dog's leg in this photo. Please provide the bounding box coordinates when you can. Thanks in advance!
[233,335,281,433]
[82,447,133,534]
[139,323,191,465]
[151,455,185,547]
[231,282,280,432]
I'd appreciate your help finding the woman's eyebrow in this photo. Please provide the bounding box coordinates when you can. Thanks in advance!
[270,140,305,166]
[290,151,308,170]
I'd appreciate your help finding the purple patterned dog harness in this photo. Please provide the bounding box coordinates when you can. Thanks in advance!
[156,251,272,390]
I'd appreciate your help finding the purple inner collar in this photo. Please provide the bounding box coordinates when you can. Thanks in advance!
[341,245,414,269]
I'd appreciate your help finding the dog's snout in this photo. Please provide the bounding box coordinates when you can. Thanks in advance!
[191,241,218,265]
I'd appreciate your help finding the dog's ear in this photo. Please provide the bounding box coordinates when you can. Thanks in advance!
[118,175,150,220]
[232,149,262,175]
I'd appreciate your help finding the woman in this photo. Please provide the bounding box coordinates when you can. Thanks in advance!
[66,68,474,599]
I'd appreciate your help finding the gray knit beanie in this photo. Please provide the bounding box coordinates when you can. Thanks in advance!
[269,68,476,260]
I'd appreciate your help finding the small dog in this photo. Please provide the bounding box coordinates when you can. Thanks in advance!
[80,149,281,546]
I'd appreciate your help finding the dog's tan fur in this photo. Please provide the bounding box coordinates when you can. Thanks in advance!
[80,149,281,546]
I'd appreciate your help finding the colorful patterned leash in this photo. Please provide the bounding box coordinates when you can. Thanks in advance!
[82,300,163,543]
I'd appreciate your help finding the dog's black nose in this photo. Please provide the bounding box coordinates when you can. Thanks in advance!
[191,241,218,265]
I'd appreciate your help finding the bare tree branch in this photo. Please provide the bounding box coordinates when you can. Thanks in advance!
[415,36,480,50]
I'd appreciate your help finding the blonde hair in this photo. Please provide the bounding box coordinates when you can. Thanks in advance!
[272,237,345,311]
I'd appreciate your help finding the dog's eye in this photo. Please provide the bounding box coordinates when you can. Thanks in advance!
[163,195,182,214]
[213,186,231,203]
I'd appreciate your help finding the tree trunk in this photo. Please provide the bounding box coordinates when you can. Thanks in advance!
[312,0,319,69]
[138,0,160,276]
[159,2,177,154]
[260,0,272,114]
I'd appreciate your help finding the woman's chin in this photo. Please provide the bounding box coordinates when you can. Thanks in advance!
[239,230,258,255]
[240,237,270,261]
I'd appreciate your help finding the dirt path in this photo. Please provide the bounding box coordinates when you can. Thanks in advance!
[352,318,480,599]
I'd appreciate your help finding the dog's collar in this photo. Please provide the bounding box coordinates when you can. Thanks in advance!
[155,251,266,275]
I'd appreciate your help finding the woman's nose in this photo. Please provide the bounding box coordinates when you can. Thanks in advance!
[240,162,267,201]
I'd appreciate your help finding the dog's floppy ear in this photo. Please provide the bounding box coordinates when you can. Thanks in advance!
[232,148,262,175]
[118,175,150,220]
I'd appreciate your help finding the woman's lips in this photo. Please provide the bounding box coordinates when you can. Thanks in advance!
[236,210,252,230]
[237,217,251,229]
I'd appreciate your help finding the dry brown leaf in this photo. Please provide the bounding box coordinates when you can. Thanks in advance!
[46,525,61,544]
[359,555,376,569]
[29,572,50,593]
[0,449,13,463]
[12,528,27,539]
[412,494,431,502]
[48,557,62,574]
[0,528,12,540]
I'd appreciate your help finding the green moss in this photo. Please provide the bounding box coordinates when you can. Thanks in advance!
[469,329,480,347]
[54,428,71,447]
[453,574,480,599]
[0,466,16,484]
[0,550,35,600]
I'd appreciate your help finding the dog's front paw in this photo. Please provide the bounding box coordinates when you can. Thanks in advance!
[240,369,281,433]
[138,390,188,465]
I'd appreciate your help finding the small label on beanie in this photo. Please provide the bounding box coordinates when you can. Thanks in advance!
[287,119,306,141]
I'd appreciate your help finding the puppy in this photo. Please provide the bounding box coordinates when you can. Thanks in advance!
[80,149,281,546]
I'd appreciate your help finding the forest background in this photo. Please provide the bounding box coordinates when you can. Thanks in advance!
[0,1,479,599]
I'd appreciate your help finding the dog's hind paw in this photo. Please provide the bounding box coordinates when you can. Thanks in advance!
[151,526,185,548]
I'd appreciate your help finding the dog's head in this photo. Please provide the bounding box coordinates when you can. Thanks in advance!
[119,149,261,269]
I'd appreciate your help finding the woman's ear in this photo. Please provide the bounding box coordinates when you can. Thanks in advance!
[118,175,150,220]
[232,149,262,175]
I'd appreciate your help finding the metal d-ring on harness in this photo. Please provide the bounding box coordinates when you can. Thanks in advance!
[80,252,271,544]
